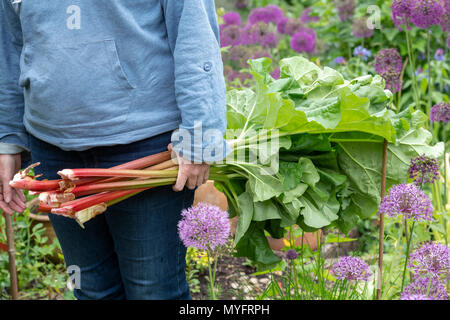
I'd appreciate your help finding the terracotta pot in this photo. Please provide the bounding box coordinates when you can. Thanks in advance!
[193,180,228,211]
[267,227,323,251]
[194,182,323,251]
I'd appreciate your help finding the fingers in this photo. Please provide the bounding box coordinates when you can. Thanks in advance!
[0,201,14,215]
[8,197,25,213]
[1,177,12,204]
[16,189,26,203]
[173,168,188,192]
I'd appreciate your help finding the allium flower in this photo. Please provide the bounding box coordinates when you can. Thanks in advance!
[249,22,278,48]
[223,12,242,27]
[392,0,414,28]
[251,49,272,61]
[286,249,299,260]
[408,155,440,186]
[220,25,242,47]
[235,0,249,9]
[331,256,372,281]
[430,102,450,123]
[408,242,450,279]
[276,16,289,34]
[374,48,403,92]
[411,0,444,29]
[334,56,346,64]
[248,5,283,26]
[383,70,403,92]
[177,202,230,251]
[434,48,445,61]
[401,276,448,300]
[374,48,403,75]
[300,7,319,23]
[284,18,304,36]
[352,17,374,38]
[400,293,432,300]
[290,29,316,53]
[336,0,356,22]
[271,67,281,80]
[378,184,434,222]
[265,4,284,24]
[248,7,272,25]
[353,46,372,61]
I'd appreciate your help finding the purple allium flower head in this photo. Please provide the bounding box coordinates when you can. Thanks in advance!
[430,102,450,122]
[276,16,289,34]
[265,4,284,24]
[290,29,316,53]
[334,56,346,64]
[392,0,414,28]
[248,5,283,26]
[336,0,356,22]
[286,249,299,260]
[331,256,372,281]
[220,25,242,47]
[434,48,445,61]
[223,12,242,27]
[271,67,281,80]
[353,46,372,61]
[248,7,272,25]
[411,0,444,29]
[249,22,278,48]
[408,242,450,280]
[300,7,319,23]
[381,69,403,92]
[251,49,272,60]
[374,48,403,75]
[378,184,434,222]
[408,155,440,186]
[401,276,448,300]
[352,17,374,38]
[400,293,432,300]
[235,0,249,10]
[284,18,304,36]
[374,48,403,92]
[177,202,230,251]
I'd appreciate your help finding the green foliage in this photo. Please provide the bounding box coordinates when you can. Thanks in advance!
[215,56,443,269]
[0,207,68,300]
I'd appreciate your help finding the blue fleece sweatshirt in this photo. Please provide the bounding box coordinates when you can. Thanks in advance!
[0,0,228,162]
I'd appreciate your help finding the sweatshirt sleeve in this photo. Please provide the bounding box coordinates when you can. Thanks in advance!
[161,0,230,163]
[0,0,28,154]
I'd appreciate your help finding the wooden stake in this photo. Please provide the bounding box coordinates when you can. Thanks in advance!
[2,212,19,300]
[377,139,388,300]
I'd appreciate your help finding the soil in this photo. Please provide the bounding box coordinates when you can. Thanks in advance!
[191,250,282,300]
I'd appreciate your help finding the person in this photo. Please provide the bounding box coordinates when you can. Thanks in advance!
[0,0,227,299]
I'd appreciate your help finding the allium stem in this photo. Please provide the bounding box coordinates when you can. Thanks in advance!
[426,30,432,131]
[405,27,420,109]
[206,250,217,300]
[401,220,416,292]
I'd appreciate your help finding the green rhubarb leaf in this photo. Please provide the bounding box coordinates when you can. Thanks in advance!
[234,191,254,245]
[234,222,281,268]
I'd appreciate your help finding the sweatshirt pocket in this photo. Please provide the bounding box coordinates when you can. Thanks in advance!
[22,39,135,129]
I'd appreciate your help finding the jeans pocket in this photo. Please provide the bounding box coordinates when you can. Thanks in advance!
[22,39,134,130]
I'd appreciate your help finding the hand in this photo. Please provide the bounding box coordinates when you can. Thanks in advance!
[0,154,26,215]
[168,143,210,192]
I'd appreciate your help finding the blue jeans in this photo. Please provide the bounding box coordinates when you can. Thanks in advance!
[29,132,194,300]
